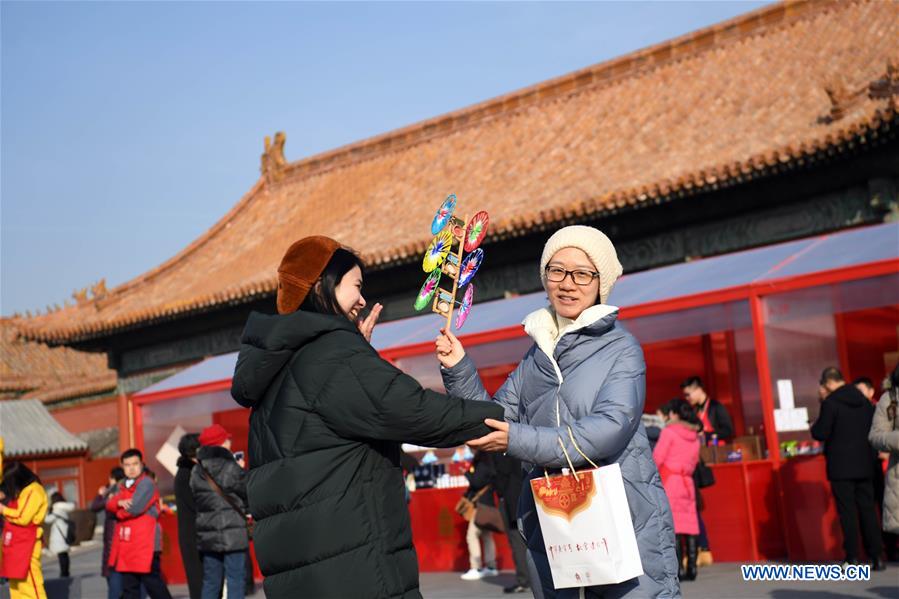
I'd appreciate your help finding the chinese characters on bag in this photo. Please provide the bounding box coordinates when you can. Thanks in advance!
[547,537,610,561]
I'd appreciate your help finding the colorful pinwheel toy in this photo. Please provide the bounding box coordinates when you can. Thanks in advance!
[412,195,489,331]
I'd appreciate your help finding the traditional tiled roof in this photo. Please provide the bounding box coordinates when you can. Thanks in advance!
[16,0,899,344]
[0,319,116,402]
[0,399,89,457]
[78,426,120,459]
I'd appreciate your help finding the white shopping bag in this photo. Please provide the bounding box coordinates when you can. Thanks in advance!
[530,462,644,589]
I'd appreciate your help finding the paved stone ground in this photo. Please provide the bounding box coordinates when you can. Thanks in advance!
[26,541,899,598]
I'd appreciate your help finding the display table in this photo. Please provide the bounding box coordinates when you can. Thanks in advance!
[701,460,785,562]
[778,455,844,562]
[408,487,514,572]
[701,457,843,563]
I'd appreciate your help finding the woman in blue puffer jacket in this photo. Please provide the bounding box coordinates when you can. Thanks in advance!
[436,225,680,598]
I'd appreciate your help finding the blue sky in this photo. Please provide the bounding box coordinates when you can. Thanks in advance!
[1,1,770,317]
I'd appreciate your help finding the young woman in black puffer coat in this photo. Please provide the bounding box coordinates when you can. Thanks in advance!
[231,236,502,599]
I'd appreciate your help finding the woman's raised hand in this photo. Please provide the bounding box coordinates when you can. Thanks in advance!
[435,327,465,369]
[358,303,382,343]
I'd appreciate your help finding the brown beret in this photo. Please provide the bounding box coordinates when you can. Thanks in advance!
[277,236,342,314]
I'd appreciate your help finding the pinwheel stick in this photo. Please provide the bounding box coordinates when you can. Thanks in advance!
[445,213,468,330]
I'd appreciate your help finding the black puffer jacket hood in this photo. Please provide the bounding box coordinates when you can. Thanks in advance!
[231,310,346,408]
[231,309,503,598]
[832,384,870,408]
[811,384,877,480]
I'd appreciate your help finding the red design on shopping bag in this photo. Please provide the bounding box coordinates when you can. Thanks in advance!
[531,472,596,520]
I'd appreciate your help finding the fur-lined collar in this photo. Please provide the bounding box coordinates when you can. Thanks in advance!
[522,304,619,357]
[521,303,618,386]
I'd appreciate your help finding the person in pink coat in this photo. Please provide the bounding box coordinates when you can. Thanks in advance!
[653,398,701,581]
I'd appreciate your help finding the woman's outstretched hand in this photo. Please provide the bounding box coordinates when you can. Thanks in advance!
[467,419,509,452]
[435,327,466,368]
[358,303,382,343]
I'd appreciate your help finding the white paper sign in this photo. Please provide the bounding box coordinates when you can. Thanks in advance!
[155,425,187,476]
[776,379,795,410]
[774,408,809,432]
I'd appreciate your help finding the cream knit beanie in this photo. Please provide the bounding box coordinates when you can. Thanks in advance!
[539,225,623,304]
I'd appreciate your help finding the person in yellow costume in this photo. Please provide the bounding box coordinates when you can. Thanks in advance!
[1,462,49,599]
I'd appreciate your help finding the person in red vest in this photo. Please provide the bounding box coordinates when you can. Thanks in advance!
[680,375,732,567]
[0,462,48,599]
[680,376,734,441]
[106,448,173,599]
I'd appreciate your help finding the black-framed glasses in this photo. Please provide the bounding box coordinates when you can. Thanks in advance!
[544,266,600,286]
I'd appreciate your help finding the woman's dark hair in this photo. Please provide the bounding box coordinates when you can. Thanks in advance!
[669,398,701,427]
[51,491,66,505]
[177,433,201,468]
[0,462,41,500]
[657,399,678,417]
[300,248,365,318]
[110,467,126,482]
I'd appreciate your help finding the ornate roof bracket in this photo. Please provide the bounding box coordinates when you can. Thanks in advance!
[261,131,287,184]
[821,57,899,124]
[868,57,899,108]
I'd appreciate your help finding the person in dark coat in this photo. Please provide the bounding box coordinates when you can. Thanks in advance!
[461,451,498,581]
[811,366,884,570]
[681,378,729,564]
[89,466,132,599]
[174,433,203,599]
[230,236,502,599]
[681,376,734,440]
[189,424,249,599]
[492,453,531,594]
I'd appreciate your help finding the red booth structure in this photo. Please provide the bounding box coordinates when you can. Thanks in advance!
[129,222,898,581]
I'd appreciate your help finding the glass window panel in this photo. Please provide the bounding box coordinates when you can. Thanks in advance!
[392,336,533,393]
[62,480,79,507]
[626,301,764,458]
[624,301,752,345]
[465,337,533,369]
[140,390,235,496]
[38,467,79,479]
[762,274,899,450]
[734,327,764,437]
